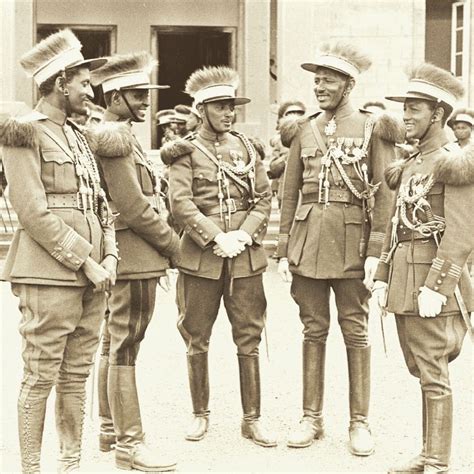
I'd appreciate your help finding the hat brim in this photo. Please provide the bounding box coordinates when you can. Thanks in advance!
[301,62,350,77]
[447,118,474,129]
[122,84,170,90]
[385,92,441,103]
[202,96,251,106]
[69,58,108,72]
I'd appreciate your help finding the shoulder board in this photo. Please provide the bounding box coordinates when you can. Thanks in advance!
[0,113,44,148]
[160,137,195,166]
[372,113,406,144]
[84,121,134,158]
[433,141,474,186]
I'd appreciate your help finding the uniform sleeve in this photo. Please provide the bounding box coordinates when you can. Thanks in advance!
[424,183,474,296]
[99,154,179,258]
[276,133,303,257]
[169,154,223,249]
[239,155,272,245]
[3,145,92,271]
[101,211,118,259]
[366,135,396,258]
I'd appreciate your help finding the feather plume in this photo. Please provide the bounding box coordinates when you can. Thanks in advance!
[433,143,474,185]
[319,41,372,74]
[185,67,239,97]
[0,118,38,148]
[407,63,464,100]
[279,116,307,147]
[91,52,156,86]
[372,113,406,143]
[84,122,134,157]
[20,29,81,77]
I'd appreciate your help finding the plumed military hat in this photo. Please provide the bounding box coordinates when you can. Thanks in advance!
[386,63,464,109]
[447,108,474,128]
[20,29,106,86]
[185,66,250,106]
[156,109,177,126]
[301,41,371,78]
[91,51,169,93]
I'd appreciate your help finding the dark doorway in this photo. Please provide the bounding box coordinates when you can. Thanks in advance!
[152,27,236,148]
[36,25,116,107]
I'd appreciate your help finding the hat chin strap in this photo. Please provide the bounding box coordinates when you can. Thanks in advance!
[203,103,222,138]
[418,108,437,143]
[119,90,143,122]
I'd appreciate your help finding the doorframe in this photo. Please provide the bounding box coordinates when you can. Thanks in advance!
[150,25,237,147]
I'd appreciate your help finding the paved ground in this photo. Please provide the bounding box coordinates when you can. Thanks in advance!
[1,258,472,473]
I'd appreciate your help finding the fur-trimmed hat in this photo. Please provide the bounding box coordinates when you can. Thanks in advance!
[301,41,371,78]
[185,66,250,106]
[20,29,106,86]
[386,63,464,109]
[91,51,168,93]
[447,108,474,128]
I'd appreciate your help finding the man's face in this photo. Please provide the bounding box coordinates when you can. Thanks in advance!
[403,99,435,140]
[175,121,187,137]
[186,113,200,132]
[202,100,235,133]
[452,122,472,141]
[120,89,150,122]
[313,67,348,111]
[65,68,94,115]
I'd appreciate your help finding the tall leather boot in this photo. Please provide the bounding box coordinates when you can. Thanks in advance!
[98,355,116,452]
[347,346,375,456]
[287,341,325,448]
[108,365,177,472]
[389,392,426,473]
[18,387,49,473]
[55,390,86,473]
[185,353,210,441]
[424,394,452,473]
[238,355,277,448]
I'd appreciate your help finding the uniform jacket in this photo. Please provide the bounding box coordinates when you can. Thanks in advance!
[86,112,180,280]
[161,128,272,280]
[276,102,403,279]
[374,130,474,315]
[0,99,117,286]
[268,132,288,199]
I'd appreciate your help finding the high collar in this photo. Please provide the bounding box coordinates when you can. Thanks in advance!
[417,129,449,155]
[198,127,228,143]
[322,100,354,122]
[36,98,67,126]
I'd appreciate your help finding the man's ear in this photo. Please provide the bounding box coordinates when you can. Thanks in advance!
[345,77,356,94]
[55,75,66,93]
[111,90,122,105]
[432,106,445,123]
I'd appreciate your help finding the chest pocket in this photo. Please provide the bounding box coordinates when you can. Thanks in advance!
[426,183,444,216]
[40,148,77,193]
[192,168,215,193]
[300,146,320,181]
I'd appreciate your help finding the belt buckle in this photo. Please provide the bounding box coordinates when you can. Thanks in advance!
[225,198,237,213]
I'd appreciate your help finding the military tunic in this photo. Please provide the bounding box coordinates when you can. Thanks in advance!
[162,128,271,355]
[276,102,399,347]
[374,130,473,396]
[88,111,180,365]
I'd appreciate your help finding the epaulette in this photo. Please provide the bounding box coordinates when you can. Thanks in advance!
[279,114,314,148]
[84,121,134,158]
[433,142,474,186]
[372,113,406,144]
[160,137,195,165]
[0,112,45,148]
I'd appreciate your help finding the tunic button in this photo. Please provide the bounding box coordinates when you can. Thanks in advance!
[75,260,80,265]
[215,142,220,147]
[437,279,442,284]
[398,243,403,248]
[193,224,197,228]
[217,154,222,159]
[198,230,202,234]
[198,174,203,179]
[57,246,63,251]
[66,252,72,258]
[434,286,439,291]
[204,235,208,239]
[253,233,258,238]
[441,272,446,277]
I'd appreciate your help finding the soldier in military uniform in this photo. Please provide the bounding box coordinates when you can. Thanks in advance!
[447,108,473,149]
[88,52,180,472]
[372,63,473,473]
[174,104,202,134]
[160,66,276,448]
[276,41,403,455]
[0,29,117,473]
[156,109,179,144]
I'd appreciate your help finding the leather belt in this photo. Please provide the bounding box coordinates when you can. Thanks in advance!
[200,198,250,216]
[301,189,362,207]
[396,227,436,243]
[46,193,82,209]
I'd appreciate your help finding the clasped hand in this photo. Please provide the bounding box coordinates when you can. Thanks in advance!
[418,286,447,318]
[213,231,251,258]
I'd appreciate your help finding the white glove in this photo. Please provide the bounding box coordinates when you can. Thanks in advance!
[278,257,293,282]
[363,256,380,290]
[213,232,246,258]
[158,269,178,292]
[418,286,447,318]
[371,280,388,310]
